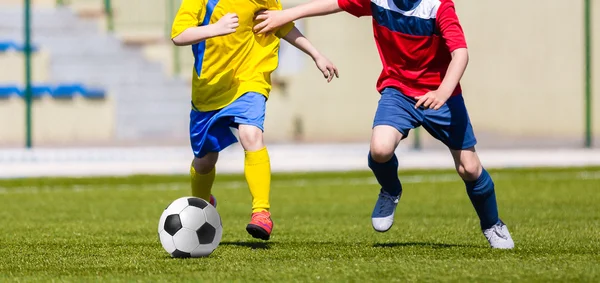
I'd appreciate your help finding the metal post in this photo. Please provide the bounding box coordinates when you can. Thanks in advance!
[168,0,181,76]
[104,0,114,32]
[584,0,593,148]
[413,128,422,150]
[24,0,33,149]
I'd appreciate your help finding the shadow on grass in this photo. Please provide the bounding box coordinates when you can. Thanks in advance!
[374,242,478,249]
[220,241,272,250]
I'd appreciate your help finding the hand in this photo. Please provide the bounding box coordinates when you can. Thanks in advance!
[254,10,287,34]
[314,55,339,82]
[213,13,239,36]
[414,90,451,110]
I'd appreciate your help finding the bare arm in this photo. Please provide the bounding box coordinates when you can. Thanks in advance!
[254,0,342,33]
[282,27,322,60]
[414,48,469,110]
[438,48,469,95]
[284,0,342,19]
[172,25,218,46]
[282,27,339,82]
[172,13,239,46]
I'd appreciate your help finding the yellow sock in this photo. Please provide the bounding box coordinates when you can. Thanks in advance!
[190,165,215,202]
[245,147,271,213]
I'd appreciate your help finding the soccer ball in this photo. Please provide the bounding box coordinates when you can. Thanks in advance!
[158,197,223,258]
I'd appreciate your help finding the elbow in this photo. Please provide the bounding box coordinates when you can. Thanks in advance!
[171,37,185,46]
[452,48,469,64]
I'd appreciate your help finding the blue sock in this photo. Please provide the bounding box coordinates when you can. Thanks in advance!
[464,168,500,230]
[368,152,402,197]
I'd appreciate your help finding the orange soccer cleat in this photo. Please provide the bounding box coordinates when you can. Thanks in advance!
[246,211,273,240]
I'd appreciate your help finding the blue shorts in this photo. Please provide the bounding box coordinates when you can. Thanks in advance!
[373,88,477,150]
[190,92,266,158]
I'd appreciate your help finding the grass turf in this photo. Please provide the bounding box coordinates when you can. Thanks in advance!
[0,168,599,282]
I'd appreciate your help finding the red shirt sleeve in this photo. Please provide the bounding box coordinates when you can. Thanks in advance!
[337,0,372,17]
[436,0,467,52]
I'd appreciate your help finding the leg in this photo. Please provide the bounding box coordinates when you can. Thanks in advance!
[232,93,273,240]
[450,147,498,229]
[369,89,421,232]
[369,125,404,197]
[369,126,404,232]
[238,124,270,213]
[190,152,219,204]
[189,106,238,207]
[451,148,513,249]
[422,95,513,248]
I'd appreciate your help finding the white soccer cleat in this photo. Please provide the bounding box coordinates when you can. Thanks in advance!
[483,220,514,249]
[371,190,400,232]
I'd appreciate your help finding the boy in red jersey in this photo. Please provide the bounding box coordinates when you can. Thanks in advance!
[254,0,514,248]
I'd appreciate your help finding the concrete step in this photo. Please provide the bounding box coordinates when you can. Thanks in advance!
[0,6,191,143]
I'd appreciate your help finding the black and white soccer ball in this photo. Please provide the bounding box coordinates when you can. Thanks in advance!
[158,197,223,258]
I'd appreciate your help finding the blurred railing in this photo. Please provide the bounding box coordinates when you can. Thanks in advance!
[15,0,597,148]
[56,0,113,31]
[54,0,181,74]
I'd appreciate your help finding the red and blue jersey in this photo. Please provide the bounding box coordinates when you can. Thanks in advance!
[337,0,467,97]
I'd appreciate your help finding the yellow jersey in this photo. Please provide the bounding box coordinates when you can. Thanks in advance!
[171,0,295,111]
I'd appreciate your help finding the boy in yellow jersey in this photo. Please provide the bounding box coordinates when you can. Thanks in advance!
[172,0,338,240]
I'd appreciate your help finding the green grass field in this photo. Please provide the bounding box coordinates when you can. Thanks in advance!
[1,168,599,282]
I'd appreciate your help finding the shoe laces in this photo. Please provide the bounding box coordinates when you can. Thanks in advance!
[485,222,508,240]
[376,192,399,215]
[252,212,271,224]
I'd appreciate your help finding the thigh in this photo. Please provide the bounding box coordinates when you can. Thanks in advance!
[373,88,421,139]
[421,95,477,150]
[190,108,238,158]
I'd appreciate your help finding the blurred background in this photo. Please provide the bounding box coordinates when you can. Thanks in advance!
[0,0,599,177]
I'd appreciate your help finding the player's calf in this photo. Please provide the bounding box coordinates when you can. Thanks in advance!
[192,152,219,174]
[190,153,219,203]
[239,124,273,239]
[451,148,514,248]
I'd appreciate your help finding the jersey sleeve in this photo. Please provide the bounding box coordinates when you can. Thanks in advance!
[337,0,372,17]
[275,22,296,38]
[171,0,206,39]
[436,0,467,52]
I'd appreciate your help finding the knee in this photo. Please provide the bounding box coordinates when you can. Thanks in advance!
[239,126,264,149]
[370,141,395,163]
[456,160,482,181]
[193,153,218,174]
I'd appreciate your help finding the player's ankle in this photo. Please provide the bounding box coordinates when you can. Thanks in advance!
[252,208,269,214]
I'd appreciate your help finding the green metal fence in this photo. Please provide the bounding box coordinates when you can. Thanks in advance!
[585,0,594,148]
[19,0,596,148]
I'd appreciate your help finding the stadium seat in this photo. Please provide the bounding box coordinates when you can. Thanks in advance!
[0,41,38,53]
[0,42,12,52]
[51,84,85,99]
[30,85,53,98]
[0,84,106,99]
[81,87,106,99]
[0,85,21,98]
